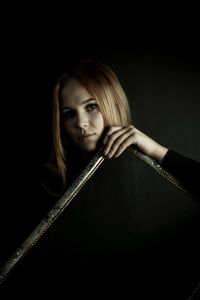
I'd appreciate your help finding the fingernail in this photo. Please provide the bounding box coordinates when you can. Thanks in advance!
[103,149,108,156]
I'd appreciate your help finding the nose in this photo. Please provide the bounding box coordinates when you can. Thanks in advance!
[75,112,89,129]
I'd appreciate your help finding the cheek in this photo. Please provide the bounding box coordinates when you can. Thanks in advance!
[93,112,105,133]
[63,120,73,136]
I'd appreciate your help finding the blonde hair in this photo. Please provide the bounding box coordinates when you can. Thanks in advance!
[44,60,132,196]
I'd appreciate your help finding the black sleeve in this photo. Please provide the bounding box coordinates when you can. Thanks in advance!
[162,149,200,201]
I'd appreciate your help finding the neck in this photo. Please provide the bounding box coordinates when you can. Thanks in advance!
[80,150,96,162]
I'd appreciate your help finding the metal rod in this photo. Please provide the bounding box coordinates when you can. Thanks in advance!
[0,147,105,284]
[127,145,193,199]
[0,145,194,285]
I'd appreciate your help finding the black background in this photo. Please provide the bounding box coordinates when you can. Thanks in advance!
[2,8,200,171]
[1,5,200,299]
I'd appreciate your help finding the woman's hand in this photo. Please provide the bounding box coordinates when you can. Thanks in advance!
[103,125,168,164]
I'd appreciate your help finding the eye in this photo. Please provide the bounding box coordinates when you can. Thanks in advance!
[63,110,76,119]
[86,103,98,112]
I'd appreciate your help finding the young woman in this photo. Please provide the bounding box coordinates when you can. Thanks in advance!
[42,59,199,200]
[5,59,197,298]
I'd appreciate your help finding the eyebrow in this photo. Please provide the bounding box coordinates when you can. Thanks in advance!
[62,98,96,110]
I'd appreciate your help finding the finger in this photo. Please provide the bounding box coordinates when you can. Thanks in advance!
[113,133,135,158]
[103,127,131,156]
[106,126,135,158]
[103,127,121,145]
[107,130,133,158]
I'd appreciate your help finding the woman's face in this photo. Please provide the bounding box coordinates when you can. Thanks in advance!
[61,79,105,153]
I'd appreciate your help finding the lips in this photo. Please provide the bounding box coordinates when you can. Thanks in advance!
[79,134,95,140]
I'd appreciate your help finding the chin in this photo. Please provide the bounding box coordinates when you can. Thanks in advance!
[80,143,97,153]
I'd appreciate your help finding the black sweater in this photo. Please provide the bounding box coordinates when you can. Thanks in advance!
[40,149,200,205]
[6,149,200,298]
[162,149,200,201]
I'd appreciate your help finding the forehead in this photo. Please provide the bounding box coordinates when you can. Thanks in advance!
[61,79,91,107]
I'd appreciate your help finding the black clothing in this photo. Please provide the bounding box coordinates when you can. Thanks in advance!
[162,149,200,201]
[2,149,200,299]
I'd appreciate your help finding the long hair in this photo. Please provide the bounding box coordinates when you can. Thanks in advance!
[44,60,132,196]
